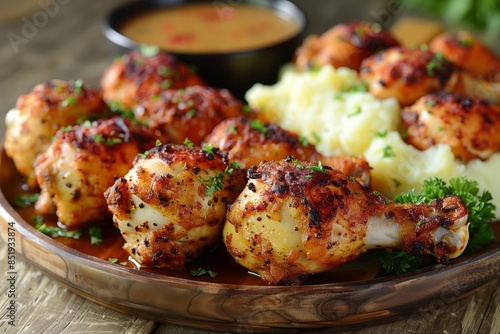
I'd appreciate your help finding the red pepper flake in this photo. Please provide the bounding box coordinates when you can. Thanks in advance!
[169,33,195,45]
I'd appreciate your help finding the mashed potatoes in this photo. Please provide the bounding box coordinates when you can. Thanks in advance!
[246,65,500,220]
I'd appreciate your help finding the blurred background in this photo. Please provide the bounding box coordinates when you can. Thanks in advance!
[0,0,498,135]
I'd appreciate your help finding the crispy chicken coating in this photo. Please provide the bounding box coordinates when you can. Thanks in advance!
[135,86,248,145]
[34,117,155,228]
[101,50,205,110]
[360,47,455,106]
[224,159,469,284]
[204,117,371,185]
[429,31,499,81]
[295,21,400,72]
[400,92,500,162]
[4,80,106,187]
[104,144,246,268]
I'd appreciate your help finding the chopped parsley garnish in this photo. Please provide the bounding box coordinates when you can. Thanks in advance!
[250,119,267,136]
[375,130,388,138]
[394,176,496,253]
[311,132,322,144]
[190,267,218,278]
[224,161,241,175]
[458,39,473,47]
[242,105,251,114]
[308,161,328,174]
[34,215,82,239]
[157,66,172,76]
[89,226,103,245]
[93,134,122,146]
[183,138,194,148]
[202,144,216,157]
[137,150,149,158]
[292,158,305,170]
[139,44,160,57]
[14,193,40,208]
[426,52,447,76]
[61,95,77,107]
[71,79,83,94]
[155,139,162,146]
[186,109,197,118]
[298,136,309,147]
[161,80,172,89]
[340,81,368,93]
[348,106,362,117]
[199,172,225,196]
[382,145,396,158]
[108,258,127,266]
[229,124,237,134]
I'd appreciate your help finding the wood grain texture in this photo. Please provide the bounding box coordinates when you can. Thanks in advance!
[0,1,499,334]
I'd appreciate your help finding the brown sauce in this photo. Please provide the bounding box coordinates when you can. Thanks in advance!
[118,3,300,54]
[3,152,499,286]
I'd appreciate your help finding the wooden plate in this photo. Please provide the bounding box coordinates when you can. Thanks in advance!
[0,143,499,333]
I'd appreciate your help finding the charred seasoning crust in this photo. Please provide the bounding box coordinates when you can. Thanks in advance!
[246,158,385,229]
[361,47,454,86]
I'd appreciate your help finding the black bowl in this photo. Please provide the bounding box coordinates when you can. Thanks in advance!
[103,0,307,99]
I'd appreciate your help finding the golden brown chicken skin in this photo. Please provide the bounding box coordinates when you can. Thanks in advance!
[104,144,246,268]
[224,158,469,284]
[360,47,455,106]
[101,50,205,110]
[295,21,400,72]
[34,117,155,228]
[135,86,248,145]
[204,117,372,185]
[4,80,106,187]
[400,92,500,162]
[430,31,499,81]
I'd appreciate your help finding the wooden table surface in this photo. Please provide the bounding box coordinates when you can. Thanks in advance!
[0,1,499,333]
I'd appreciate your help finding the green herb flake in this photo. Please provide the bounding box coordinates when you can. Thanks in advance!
[229,124,237,134]
[137,150,149,158]
[14,193,40,208]
[298,136,308,147]
[198,172,225,196]
[183,138,194,148]
[382,145,396,158]
[61,95,77,107]
[308,161,328,174]
[139,44,160,57]
[71,79,83,94]
[186,109,197,118]
[190,267,218,278]
[250,120,267,136]
[34,215,82,239]
[375,130,388,138]
[348,106,362,118]
[242,105,251,114]
[89,226,103,245]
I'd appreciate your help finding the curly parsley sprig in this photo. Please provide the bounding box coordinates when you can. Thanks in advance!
[379,176,496,275]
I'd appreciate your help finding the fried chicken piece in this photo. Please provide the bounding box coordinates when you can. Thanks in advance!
[295,21,400,72]
[34,117,156,228]
[400,92,500,162]
[135,86,247,145]
[203,117,371,185]
[104,144,246,268]
[360,47,455,106]
[224,158,469,284]
[429,31,499,81]
[4,80,106,187]
[101,50,205,110]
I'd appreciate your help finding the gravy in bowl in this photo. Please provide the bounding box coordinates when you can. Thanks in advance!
[118,2,300,54]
